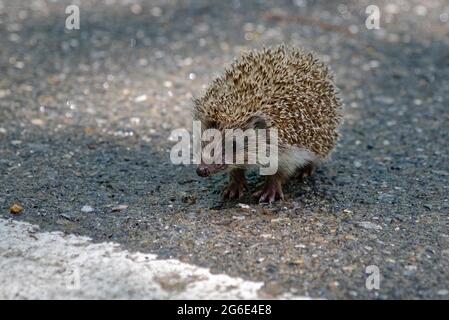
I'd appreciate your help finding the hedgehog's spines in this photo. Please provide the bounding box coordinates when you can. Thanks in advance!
[193,45,342,159]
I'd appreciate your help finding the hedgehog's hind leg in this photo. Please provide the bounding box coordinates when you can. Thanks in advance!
[253,172,286,204]
[297,162,316,179]
[222,168,248,200]
[253,146,317,203]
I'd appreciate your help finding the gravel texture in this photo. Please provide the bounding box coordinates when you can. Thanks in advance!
[0,0,448,299]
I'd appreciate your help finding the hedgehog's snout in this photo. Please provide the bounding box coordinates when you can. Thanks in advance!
[196,163,227,177]
[196,165,210,177]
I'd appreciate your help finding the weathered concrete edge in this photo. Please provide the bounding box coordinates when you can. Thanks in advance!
[0,218,312,300]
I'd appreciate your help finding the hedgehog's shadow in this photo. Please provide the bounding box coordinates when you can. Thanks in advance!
[284,167,340,210]
[285,171,321,199]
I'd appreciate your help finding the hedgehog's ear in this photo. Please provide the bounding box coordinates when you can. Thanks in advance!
[246,114,270,129]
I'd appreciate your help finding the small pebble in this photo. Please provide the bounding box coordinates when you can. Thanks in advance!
[134,95,147,103]
[358,221,382,231]
[271,217,291,223]
[414,5,428,16]
[111,204,128,212]
[405,265,417,272]
[81,205,94,213]
[31,118,45,126]
[10,203,23,215]
[130,3,142,15]
[437,289,448,296]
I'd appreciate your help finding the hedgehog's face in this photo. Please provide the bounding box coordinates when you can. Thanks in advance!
[196,126,229,177]
[196,115,270,177]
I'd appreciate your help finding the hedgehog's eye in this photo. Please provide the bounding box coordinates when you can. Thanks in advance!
[205,120,218,129]
[253,119,266,129]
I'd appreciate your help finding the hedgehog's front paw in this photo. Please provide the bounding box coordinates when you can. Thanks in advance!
[222,169,248,200]
[222,180,248,199]
[253,177,285,204]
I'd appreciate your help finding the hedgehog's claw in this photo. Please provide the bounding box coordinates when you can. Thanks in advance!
[222,182,247,199]
[253,175,285,204]
[222,169,247,200]
[254,187,284,204]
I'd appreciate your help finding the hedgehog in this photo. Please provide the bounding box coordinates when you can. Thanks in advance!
[193,45,342,203]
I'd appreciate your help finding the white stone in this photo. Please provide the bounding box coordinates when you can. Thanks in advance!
[81,205,94,213]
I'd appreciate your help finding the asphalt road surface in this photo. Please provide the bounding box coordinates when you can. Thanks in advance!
[0,0,448,299]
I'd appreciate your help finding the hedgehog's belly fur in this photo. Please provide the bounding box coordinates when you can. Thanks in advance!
[278,146,318,176]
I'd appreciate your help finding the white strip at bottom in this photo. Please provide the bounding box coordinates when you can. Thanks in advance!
[0,218,310,300]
